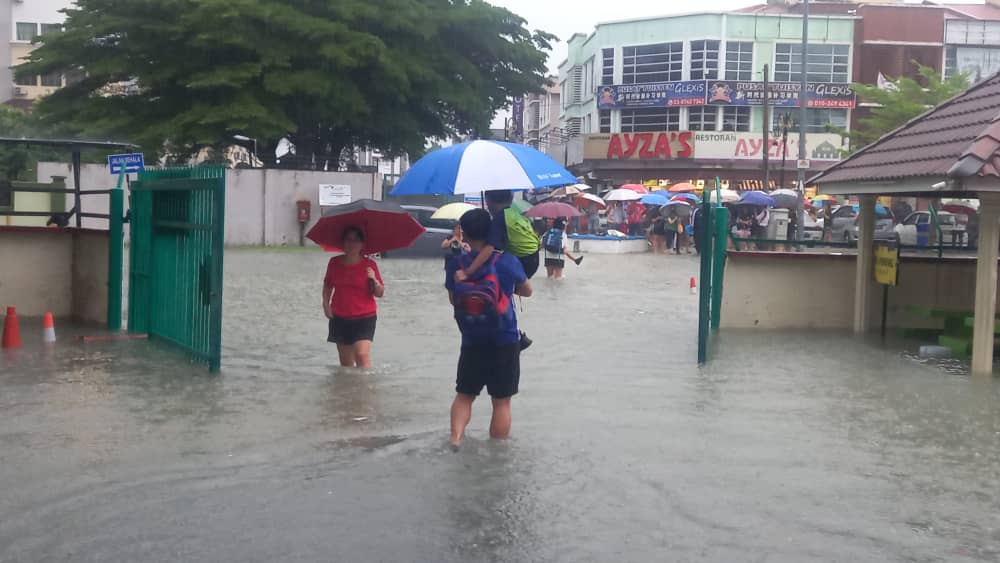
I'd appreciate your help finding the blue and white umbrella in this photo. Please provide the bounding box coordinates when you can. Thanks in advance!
[389,140,575,196]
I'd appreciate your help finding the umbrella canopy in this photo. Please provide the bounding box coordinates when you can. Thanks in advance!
[661,200,693,217]
[430,202,476,220]
[639,192,671,206]
[619,183,649,194]
[524,201,582,219]
[389,140,575,196]
[811,194,838,202]
[671,192,701,204]
[736,191,775,207]
[306,199,425,254]
[668,182,699,193]
[550,184,588,198]
[708,189,741,204]
[511,199,533,214]
[941,201,978,215]
[769,189,801,209]
[575,193,606,208]
[605,188,642,201]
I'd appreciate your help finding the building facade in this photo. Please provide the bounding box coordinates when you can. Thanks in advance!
[522,80,562,152]
[552,9,857,189]
[2,0,73,108]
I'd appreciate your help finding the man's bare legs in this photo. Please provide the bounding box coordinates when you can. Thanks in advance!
[450,394,513,446]
[489,397,512,439]
[450,393,475,447]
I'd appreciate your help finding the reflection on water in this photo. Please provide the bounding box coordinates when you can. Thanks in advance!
[1,250,998,562]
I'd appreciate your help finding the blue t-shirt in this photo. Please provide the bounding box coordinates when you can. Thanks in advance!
[446,250,526,347]
[486,209,508,251]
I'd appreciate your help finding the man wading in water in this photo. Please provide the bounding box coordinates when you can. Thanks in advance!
[446,209,533,448]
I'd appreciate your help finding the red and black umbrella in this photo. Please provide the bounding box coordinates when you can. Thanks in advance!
[306,199,425,254]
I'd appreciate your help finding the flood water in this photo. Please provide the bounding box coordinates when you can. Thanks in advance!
[2,249,999,562]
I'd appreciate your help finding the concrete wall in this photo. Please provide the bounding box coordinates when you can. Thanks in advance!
[37,163,380,246]
[721,252,1000,330]
[0,227,107,323]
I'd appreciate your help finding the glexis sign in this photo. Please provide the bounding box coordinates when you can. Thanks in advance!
[584,132,695,160]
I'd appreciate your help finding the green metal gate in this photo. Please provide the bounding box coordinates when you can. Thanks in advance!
[697,180,729,365]
[128,167,226,371]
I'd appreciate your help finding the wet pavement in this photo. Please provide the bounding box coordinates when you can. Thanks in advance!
[2,249,999,562]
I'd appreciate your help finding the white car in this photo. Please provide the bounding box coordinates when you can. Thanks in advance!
[894,211,963,246]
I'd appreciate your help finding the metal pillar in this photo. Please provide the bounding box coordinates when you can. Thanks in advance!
[853,195,876,334]
[106,171,125,331]
[971,194,1000,375]
[795,0,809,241]
[762,64,770,191]
[72,150,82,228]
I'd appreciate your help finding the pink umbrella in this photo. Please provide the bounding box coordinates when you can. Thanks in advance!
[620,183,649,195]
[523,201,582,218]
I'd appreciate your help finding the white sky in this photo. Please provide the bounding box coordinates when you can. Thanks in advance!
[487,0,976,126]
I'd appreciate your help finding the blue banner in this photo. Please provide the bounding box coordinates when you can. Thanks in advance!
[596,81,707,110]
[597,80,855,109]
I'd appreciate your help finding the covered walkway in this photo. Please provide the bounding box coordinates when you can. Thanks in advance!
[811,72,1000,374]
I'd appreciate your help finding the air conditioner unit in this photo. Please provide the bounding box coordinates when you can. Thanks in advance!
[12,87,28,97]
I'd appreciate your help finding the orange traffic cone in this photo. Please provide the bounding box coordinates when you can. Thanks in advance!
[689,277,697,295]
[2,306,22,348]
[42,312,56,344]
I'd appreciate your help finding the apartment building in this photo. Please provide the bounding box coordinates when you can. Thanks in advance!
[2,0,73,108]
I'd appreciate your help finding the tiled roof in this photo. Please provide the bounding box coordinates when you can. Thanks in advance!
[811,72,1000,185]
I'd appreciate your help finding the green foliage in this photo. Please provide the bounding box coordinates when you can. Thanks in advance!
[17,0,555,166]
[0,106,67,180]
[833,64,969,153]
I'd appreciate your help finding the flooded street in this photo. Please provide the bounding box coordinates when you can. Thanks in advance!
[2,249,999,562]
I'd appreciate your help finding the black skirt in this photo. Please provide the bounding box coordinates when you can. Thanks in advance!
[328,315,377,344]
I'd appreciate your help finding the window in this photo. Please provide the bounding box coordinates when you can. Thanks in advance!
[834,206,856,219]
[601,48,614,85]
[622,42,683,84]
[725,41,754,81]
[772,108,848,133]
[0,180,12,210]
[40,23,63,36]
[560,81,567,109]
[16,22,37,41]
[582,59,594,101]
[621,107,681,132]
[945,46,958,79]
[688,106,717,131]
[903,214,918,226]
[40,72,62,87]
[571,65,583,104]
[774,44,850,83]
[690,40,720,80]
[722,107,751,132]
[14,73,37,87]
[599,110,611,133]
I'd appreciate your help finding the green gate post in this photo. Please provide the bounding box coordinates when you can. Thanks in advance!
[697,196,714,365]
[107,171,126,331]
[710,206,729,330]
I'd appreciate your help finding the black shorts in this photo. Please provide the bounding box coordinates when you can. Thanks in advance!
[328,315,376,345]
[544,257,565,269]
[517,252,540,279]
[456,343,520,399]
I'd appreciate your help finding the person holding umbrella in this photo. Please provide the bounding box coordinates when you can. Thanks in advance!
[322,227,385,368]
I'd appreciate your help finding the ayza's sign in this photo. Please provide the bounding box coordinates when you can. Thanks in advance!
[874,241,900,286]
[108,153,144,174]
[584,132,695,160]
[693,132,843,162]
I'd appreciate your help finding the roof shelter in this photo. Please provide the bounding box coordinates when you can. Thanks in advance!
[811,72,1000,374]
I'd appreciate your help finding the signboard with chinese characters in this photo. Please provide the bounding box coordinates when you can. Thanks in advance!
[318,184,351,206]
[691,132,843,162]
[584,132,695,160]
[595,81,707,110]
[705,80,856,108]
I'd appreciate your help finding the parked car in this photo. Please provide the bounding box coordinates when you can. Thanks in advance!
[829,204,895,243]
[895,211,964,246]
[382,205,454,258]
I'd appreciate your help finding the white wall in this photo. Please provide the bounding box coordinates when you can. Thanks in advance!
[10,0,69,35]
[37,163,381,246]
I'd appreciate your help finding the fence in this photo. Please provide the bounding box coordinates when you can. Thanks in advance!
[697,183,730,365]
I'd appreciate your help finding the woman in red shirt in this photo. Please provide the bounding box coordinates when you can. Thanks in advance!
[322,226,385,368]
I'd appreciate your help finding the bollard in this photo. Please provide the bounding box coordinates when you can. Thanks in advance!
[2,306,22,349]
[690,277,697,295]
[42,312,56,344]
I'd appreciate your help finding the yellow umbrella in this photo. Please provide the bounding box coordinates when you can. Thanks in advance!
[430,202,476,220]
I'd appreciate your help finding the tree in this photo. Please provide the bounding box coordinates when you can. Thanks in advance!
[833,64,969,153]
[17,0,554,168]
[0,106,66,181]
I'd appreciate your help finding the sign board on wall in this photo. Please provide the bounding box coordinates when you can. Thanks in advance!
[691,132,843,162]
[596,80,856,109]
[874,241,899,286]
[108,153,145,174]
[318,184,351,206]
[584,132,696,160]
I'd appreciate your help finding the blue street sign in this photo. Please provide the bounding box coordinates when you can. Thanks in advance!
[108,153,145,174]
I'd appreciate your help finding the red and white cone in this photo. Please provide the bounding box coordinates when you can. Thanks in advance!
[690,277,697,295]
[42,312,56,344]
[2,306,22,349]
